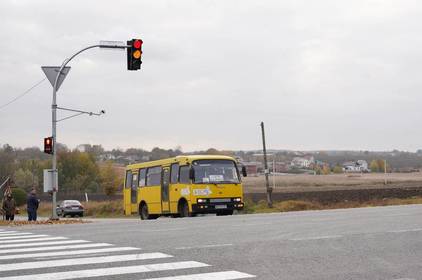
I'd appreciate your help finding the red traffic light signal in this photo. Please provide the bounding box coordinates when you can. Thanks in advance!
[44,137,54,154]
[133,39,142,49]
[127,39,143,71]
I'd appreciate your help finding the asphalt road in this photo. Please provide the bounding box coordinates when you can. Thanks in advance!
[1,204,422,279]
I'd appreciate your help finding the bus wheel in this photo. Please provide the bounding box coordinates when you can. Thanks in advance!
[179,201,190,218]
[140,203,149,220]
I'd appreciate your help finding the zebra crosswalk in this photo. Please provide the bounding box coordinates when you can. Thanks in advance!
[0,229,255,280]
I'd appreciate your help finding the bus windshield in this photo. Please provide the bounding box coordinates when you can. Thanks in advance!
[192,159,240,184]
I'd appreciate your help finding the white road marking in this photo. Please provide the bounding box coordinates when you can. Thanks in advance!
[387,228,422,233]
[0,239,89,249]
[0,246,139,260]
[0,234,48,240]
[0,237,67,244]
[175,244,233,250]
[143,270,256,280]
[289,235,343,241]
[0,231,19,235]
[0,252,172,272]
[0,261,209,280]
[0,242,112,254]
[34,253,107,261]
[0,233,35,237]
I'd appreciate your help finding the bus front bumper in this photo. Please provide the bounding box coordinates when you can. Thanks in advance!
[192,199,244,213]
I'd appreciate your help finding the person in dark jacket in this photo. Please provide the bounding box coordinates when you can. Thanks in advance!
[27,189,39,221]
[2,193,16,221]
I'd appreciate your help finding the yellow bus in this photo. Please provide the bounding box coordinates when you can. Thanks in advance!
[123,155,247,219]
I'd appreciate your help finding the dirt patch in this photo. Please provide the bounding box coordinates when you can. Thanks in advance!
[0,219,90,227]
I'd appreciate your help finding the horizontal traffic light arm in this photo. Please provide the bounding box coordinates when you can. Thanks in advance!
[56,106,105,122]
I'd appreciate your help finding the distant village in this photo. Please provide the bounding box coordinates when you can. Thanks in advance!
[239,155,371,176]
[71,144,422,175]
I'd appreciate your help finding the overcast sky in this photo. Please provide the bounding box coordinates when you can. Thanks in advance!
[0,0,421,152]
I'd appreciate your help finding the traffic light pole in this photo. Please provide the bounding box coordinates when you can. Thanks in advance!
[50,43,128,220]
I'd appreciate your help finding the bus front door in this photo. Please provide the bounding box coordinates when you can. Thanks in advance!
[161,167,170,212]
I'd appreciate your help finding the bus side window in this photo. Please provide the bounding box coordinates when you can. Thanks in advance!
[146,166,162,186]
[179,166,190,183]
[170,163,179,184]
[125,170,132,189]
[139,168,146,187]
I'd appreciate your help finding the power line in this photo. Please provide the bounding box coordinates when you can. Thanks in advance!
[0,78,46,111]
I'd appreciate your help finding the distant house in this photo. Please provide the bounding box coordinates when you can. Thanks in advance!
[98,153,116,161]
[242,162,261,176]
[76,144,89,153]
[269,162,289,173]
[291,156,315,168]
[342,160,369,172]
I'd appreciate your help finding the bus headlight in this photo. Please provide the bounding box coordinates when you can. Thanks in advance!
[197,198,207,203]
[233,197,241,202]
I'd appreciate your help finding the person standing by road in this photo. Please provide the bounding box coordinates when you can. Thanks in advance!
[2,193,16,221]
[27,189,39,221]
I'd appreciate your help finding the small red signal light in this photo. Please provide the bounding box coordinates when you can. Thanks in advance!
[133,40,142,49]
[44,136,54,154]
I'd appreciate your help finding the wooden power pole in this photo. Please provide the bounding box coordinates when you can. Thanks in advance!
[260,121,273,208]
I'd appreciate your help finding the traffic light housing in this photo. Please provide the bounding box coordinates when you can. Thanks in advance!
[44,137,53,154]
[127,39,143,70]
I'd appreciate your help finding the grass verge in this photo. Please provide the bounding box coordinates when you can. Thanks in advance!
[15,200,125,218]
[242,196,422,214]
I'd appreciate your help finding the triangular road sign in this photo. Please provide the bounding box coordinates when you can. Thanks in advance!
[41,66,71,91]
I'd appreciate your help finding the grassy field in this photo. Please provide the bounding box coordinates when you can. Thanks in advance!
[243,172,422,193]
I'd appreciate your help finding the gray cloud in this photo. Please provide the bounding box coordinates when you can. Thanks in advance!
[1,0,421,151]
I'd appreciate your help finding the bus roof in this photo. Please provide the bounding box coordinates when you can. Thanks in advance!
[126,155,237,170]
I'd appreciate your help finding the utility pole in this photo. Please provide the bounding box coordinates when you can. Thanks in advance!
[384,159,387,185]
[260,121,273,208]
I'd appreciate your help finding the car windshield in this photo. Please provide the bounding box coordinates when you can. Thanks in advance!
[192,159,240,184]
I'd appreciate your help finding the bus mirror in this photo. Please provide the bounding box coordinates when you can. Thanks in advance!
[189,167,195,180]
[242,166,247,177]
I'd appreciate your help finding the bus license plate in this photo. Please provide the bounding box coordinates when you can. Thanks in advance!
[215,205,227,209]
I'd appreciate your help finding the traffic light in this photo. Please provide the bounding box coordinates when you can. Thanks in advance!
[44,137,53,154]
[127,39,143,70]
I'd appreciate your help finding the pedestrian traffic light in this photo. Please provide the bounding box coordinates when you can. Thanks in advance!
[127,39,143,70]
[44,137,53,154]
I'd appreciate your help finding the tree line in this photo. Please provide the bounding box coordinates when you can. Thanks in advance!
[0,144,121,197]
